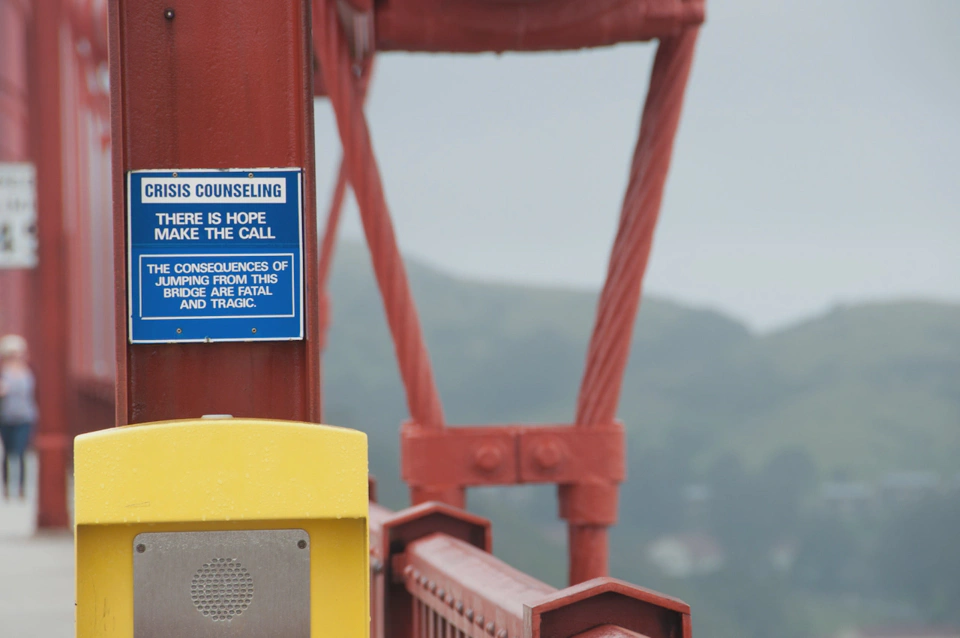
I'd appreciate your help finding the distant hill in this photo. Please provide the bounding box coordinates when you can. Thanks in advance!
[323,242,960,506]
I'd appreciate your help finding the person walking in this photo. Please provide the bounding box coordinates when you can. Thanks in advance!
[0,335,37,500]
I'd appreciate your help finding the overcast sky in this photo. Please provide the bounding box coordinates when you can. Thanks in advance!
[313,0,960,331]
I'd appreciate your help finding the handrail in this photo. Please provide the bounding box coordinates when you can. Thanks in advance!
[368,502,691,638]
[402,532,552,638]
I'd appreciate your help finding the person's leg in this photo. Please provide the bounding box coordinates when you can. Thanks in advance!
[17,450,26,499]
[13,424,30,499]
[0,426,9,499]
[1,452,8,500]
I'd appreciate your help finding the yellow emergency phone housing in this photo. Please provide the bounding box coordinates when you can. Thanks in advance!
[74,418,369,637]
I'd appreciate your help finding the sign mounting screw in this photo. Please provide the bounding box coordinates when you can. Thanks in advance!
[164,8,174,20]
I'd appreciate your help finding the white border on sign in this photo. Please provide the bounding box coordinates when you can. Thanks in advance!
[139,253,296,320]
[126,168,305,343]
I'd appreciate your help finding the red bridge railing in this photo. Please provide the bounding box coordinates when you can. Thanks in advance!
[369,500,692,638]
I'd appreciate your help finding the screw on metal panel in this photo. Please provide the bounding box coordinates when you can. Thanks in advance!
[171,172,178,177]
[251,328,257,334]
[437,588,445,599]
[473,445,503,473]
[486,621,496,635]
[164,8,175,19]
[136,543,146,553]
[176,328,182,334]
[248,173,254,178]
[297,540,307,549]
[465,609,474,621]
[455,600,464,614]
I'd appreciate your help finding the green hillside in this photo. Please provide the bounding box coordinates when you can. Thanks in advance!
[321,242,960,638]
[323,243,960,499]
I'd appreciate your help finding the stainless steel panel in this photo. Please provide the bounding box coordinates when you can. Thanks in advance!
[133,529,310,637]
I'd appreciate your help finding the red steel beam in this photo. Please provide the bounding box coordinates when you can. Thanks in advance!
[566,28,700,585]
[314,0,446,436]
[313,0,702,587]
[371,502,491,638]
[29,0,71,528]
[0,0,32,340]
[374,0,704,53]
[401,532,692,638]
[400,422,625,488]
[574,626,650,638]
[368,502,691,638]
[108,0,320,423]
[317,60,374,418]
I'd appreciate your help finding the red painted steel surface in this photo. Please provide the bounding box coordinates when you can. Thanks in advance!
[400,528,692,638]
[374,0,704,53]
[3,0,115,526]
[564,29,700,583]
[405,533,554,638]
[13,0,704,610]
[315,0,446,430]
[575,29,699,430]
[573,626,649,638]
[29,0,72,528]
[313,0,703,584]
[401,423,625,489]
[371,502,492,638]
[108,0,320,424]
[317,61,374,409]
[0,0,31,340]
[369,501,690,638]
[526,577,690,638]
[61,0,115,446]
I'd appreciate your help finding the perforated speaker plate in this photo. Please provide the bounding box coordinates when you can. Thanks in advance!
[133,529,310,637]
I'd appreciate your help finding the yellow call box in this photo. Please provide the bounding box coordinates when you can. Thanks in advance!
[74,418,369,637]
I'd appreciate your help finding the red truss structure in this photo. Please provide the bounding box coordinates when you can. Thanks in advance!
[313,0,704,585]
[2,0,705,633]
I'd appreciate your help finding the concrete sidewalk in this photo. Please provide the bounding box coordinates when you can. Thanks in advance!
[0,454,75,637]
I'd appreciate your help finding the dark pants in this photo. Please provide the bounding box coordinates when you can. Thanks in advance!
[0,422,31,495]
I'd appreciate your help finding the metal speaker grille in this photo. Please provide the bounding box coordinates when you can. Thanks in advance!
[190,558,255,621]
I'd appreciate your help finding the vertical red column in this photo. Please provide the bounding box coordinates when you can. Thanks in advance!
[108,0,320,423]
[0,0,31,338]
[29,0,71,528]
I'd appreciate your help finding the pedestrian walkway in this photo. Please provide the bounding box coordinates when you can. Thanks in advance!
[0,454,75,637]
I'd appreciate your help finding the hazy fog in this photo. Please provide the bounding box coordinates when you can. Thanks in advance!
[313,0,959,330]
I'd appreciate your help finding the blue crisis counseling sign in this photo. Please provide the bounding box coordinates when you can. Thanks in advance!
[127,169,304,343]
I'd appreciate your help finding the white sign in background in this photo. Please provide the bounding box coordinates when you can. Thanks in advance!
[0,163,38,269]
